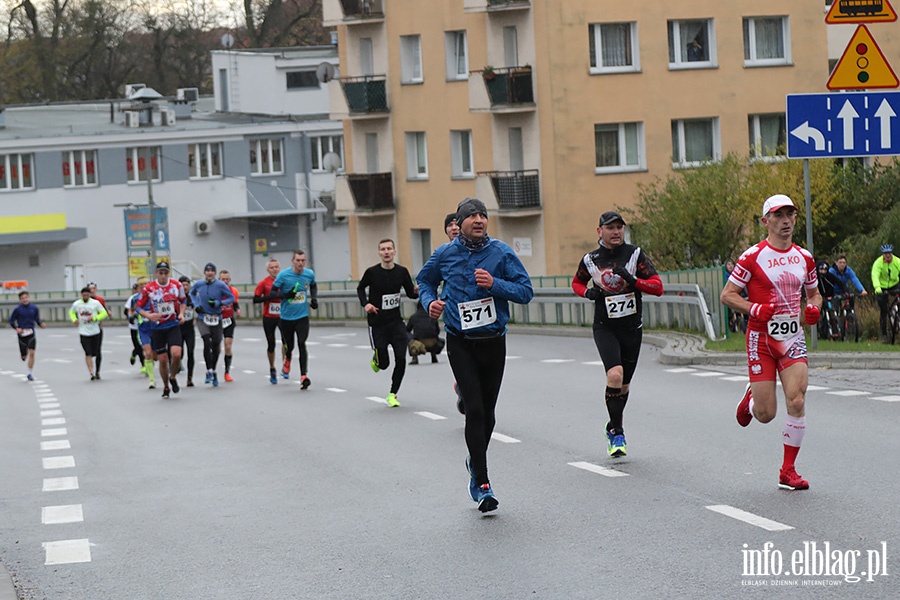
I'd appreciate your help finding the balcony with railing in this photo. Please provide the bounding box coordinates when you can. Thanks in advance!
[480,169,541,212]
[347,172,394,212]
[323,0,385,26]
[464,0,531,13]
[469,66,535,113]
[339,75,389,118]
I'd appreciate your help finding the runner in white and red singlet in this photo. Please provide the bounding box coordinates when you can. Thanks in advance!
[253,258,284,385]
[720,194,822,491]
[137,261,187,399]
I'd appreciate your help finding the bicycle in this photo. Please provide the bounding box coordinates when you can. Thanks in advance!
[889,291,900,345]
[818,297,842,341]
[833,293,859,343]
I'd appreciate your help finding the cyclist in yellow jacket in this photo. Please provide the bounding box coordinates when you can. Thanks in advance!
[872,244,900,343]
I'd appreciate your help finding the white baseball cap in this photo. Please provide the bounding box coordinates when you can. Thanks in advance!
[762,194,796,216]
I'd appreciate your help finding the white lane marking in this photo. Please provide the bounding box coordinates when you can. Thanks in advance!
[40,409,63,417]
[325,387,347,393]
[666,368,697,373]
[326,343,349,347]
[0,370,14,374]
[113,369,129,374]
[12,374,26,379]
[706,505,794,531]
[582,361,604,366]
[49,334,67,338]
[241,370,256,375]
[48,359,72,364]
[42,504,84,525]
[39,403,61,409]
[354,345,371,350]
[569,461,629,478]
[42,418,66,426]
[691,372,724,377]
[366,396,385,403]
[43,456,76,470]
[41,440,71,451]
[806,385,830,391]
[43,539,91,565]
[243,338,262,342]
[415,411,447,421]
[43,476,79,492]
[826,390,871,397]
[721,375,748,382]
[490,433,521,444]
[541,359,574,364]
[506,356,522,360]
[319,333,357,339]
[306,341,321,346]
[873,395,900,402]
[41,428,68,437]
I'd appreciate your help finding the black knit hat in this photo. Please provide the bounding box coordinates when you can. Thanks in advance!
[456,198,488,223]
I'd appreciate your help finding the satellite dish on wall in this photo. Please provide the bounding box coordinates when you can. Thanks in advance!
[316,62,336,84]
[322,152,342,173]
[221,33,235,49]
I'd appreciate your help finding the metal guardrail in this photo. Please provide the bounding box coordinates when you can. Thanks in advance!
[1,285,723,339]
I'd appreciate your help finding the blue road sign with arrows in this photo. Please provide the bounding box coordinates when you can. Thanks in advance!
[786,91,900,159]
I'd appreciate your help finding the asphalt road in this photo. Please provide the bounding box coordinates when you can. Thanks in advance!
[0,325,897,599]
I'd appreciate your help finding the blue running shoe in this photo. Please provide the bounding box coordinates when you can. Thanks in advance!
[466,456,478,502]
[605,423,627,458]
[205,372,212,384]
[475,483,499,513]
[212,373,219,387]
[270,370,278,385]
[27,374,34,381]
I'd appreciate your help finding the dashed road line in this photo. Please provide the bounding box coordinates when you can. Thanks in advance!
[721,375,748,382]
[826,390,870,397]
[582,361,604,366]
[43,476,79,492]
[40,409,63,417]
[366,396,385,403]
[691,371,724,377]
[41,428,68,437]
[42,504,84,525]
[490,432,520,444]
[541,359,574,364]
[39,403,61,409]
[43,456,76,470]
[42,418,66,426]
[873,395,900,402]
[325,387,346,393]
[806,385,830,391]
[41,440,71,451]
[569,461,629,478]
[665,368,697,373]
[705,505,794,531]
[43,539,91,565]
[415,411,447,421]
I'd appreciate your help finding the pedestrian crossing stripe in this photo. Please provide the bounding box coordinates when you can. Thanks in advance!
[826,0,898,24]
[827,25,899,90]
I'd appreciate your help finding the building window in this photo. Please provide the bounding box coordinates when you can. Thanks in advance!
[445,31,468,80]
[589,22,639,73]
[668,19,715,68]
[595,123,644,173]
[286,71,320,90]
[743,17,790,66]
[310,136,344,172]
[450,130,474,178]
[671,118,720,167]
[62,150,98,188]
[748,113,787,160]
[250,139,284,176]
[188,143,223,179]
[126,147,161,183]
[0,153,34,191]
[400,35,423,84]
[405,132,428,180]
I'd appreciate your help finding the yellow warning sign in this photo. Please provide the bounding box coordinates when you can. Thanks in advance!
[826,0,897,24]
[827,25,899,90]
[254,238,268,253]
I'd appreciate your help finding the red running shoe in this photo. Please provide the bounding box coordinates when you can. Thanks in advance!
[778,466,809,490]
[736,383,753,427]
[224,372,234,383]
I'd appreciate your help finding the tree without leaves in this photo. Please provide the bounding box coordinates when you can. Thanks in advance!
[235,0,328,48]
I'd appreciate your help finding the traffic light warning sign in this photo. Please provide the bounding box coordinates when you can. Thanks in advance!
[827,25,899,90]
[826,0,897,24]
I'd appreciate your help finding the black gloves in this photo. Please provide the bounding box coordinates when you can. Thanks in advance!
[127,315,136,324]
[613,266,636,286]
[585,287,602,301]
[309,298,318,310]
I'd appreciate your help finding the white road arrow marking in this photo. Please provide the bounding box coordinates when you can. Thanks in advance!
[837,100,859,150]
[875,99,896,149]
[789,121,825,151]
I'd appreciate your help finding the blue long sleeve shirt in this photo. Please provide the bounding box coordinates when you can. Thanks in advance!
[188,279,235,317]
[9,304,43,331]
[416,237,533,337]
[828,265,866,296]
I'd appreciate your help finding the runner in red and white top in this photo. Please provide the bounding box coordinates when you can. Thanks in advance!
[721,194,822,492]
[136,261,187,399]
[253,258,284,384]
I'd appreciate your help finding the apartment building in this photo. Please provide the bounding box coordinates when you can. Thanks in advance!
[325,0,832,277]
[0,46,348,292]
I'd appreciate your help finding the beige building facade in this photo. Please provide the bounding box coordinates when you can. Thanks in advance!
[324,0,833,277]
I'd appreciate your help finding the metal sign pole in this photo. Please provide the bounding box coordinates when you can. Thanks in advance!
[146,146,157,270]
[804,159,817,350]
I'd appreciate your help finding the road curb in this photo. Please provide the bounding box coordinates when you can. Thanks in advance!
[0,563,17,600]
